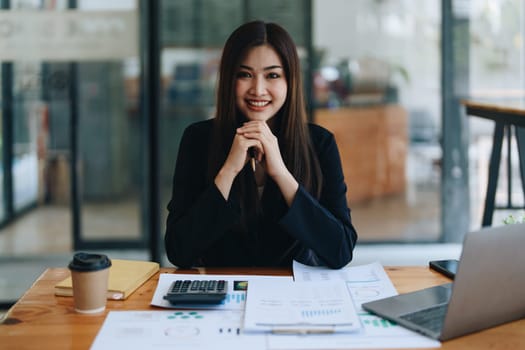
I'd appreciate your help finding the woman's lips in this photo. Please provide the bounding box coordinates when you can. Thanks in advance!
[247,100,271,109]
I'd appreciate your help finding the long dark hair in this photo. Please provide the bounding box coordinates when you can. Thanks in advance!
[208,20,322,204]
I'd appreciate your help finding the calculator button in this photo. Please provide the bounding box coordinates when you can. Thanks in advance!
[181,280,191,292]
[199,281,208,291]
[190,281,199,290]
[218,280,226,290]
[208,281,217,290]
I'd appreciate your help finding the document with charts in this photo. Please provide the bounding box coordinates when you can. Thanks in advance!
[243,279,360,333]
[151,274,292,310]
[90,310,266,350]
[265,261,441,349]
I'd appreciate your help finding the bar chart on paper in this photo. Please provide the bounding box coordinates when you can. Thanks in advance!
[360,312,397,329]
[223,292,246,306]
[301,308,343,318]
[243,279,360,332]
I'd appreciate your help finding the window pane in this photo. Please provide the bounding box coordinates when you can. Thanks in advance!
[0,0,142,255]
[0,65,4,221]
[468,0,525,227]
[12,62,40,211]
[77,61,143,242]
[76,1,142,243]
[313,0,442,242]
[0,64,5,222]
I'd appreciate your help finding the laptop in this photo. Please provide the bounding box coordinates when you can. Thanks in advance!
[362,223,525,341]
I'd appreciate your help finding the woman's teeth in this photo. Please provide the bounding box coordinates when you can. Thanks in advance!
[248,100,270,107]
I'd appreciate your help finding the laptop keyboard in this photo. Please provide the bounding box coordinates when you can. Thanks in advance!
[399,303,448,333]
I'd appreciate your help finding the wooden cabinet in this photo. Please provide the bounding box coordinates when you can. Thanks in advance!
[315,105,408,204]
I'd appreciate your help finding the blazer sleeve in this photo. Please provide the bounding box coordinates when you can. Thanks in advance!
[278,126,357,269]
[164,122,241,268]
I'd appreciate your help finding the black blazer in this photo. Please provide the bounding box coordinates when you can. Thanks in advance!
[164,119,357,268]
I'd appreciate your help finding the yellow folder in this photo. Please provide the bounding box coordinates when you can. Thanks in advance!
[55,259,160,300]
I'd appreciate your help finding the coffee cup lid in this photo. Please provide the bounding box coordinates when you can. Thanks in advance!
[68,252,112,272]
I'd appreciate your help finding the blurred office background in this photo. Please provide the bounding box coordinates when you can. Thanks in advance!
[1,0,524,308]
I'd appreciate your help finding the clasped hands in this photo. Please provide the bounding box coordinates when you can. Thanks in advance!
[215,120,299,205]
[225,121,287,180]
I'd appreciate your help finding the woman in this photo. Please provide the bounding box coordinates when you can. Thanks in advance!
[165,21,357,268]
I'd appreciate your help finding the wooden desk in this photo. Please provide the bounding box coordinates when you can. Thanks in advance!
[1,266,524,349]
[463,100,525,226]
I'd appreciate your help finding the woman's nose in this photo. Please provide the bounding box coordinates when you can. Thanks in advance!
[250,76,266,96]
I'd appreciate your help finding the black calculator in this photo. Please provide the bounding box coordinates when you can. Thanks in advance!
[163,279,228,304]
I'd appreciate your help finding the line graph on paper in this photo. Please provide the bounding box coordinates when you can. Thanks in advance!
[292,262,396,306]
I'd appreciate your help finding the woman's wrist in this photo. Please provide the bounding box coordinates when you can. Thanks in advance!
[214,166,238,200]
[272,170,299,206]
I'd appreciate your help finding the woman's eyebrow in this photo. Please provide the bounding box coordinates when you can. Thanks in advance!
[239,64,283,71]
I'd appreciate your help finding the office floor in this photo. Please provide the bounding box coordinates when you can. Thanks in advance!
[1,135,523,310]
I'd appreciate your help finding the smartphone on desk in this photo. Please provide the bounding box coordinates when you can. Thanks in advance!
[429,259,459,279]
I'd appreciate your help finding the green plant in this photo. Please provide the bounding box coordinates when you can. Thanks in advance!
[502,213,525,225]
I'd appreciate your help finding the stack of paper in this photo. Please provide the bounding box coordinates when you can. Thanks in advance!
[91,263,440,350]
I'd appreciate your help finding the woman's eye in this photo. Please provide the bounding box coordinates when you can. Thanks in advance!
[267,72,281,79]
[236,71,252,78]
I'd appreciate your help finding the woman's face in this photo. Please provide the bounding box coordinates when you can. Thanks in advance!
[235,44,288,122]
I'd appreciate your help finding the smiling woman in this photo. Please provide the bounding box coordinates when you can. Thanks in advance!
[234,45,288,122]
[164,20,358,269]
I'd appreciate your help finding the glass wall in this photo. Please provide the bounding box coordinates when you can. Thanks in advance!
[0,1,66,255]
[0,58,4,222]
[7,2,46,216]
[470,0,524,92]
[313,0,442,242]
[12,62,41,211]
[0,0,142,254]
[1,0,524,259]
[158,0,312,229]
[468,0,525,227]
[70,1,142,245]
